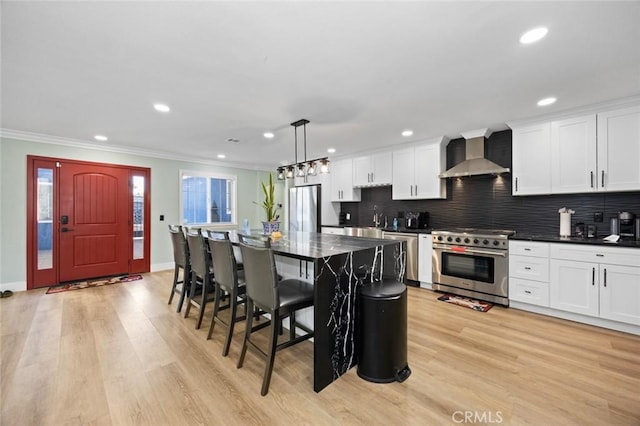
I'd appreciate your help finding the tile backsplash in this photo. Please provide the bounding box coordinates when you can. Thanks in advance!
[340,130,640,236]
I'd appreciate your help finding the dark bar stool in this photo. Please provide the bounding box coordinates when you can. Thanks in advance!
[206,230,247,357]
[167,224,190,313]
[236,234,314,396]
[184,228,216,329]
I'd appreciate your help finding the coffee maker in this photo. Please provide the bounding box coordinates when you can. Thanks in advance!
[610,211,640,240]
[405,211,430,229]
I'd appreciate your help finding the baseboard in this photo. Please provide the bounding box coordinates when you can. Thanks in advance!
[0,281,27,293]
[510,301,640,336]
[151,262,174,272]
[419,282,433,290]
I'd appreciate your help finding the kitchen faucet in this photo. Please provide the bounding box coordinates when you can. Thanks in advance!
[373,205,381,227]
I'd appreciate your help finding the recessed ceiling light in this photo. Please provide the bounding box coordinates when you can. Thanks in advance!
[94,135,108,141]
[537,97,557,107]
[217,154,226,159]
[153,103,170,113]
[520,27,548,44]
[263,132,274,139]
[402,130,413,137]
[327,148,336,154]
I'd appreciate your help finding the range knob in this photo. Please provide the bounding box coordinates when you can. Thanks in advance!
[493,240,500,246]
[447,237,453,242]
[473,238,479,244]
[437,236,443,241]
[482,239,489,245]
[464,238,470,243]
[455,237,461,243]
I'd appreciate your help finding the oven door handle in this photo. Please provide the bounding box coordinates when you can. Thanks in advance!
[433,244,507,258]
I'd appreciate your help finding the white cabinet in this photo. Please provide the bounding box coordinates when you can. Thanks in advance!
[549,258,600,316]
[511,123,551,195]
[418,234,432,287]
[511,102,640,196]
[392,138,447,200]
[352,152,392,187]
[550,114,597,194]
[509,241,550,307]
[548,244,640,324]
[321,226,344,235]
[597,105,640,192]
[599,264,640,325]
[330,159,361,202]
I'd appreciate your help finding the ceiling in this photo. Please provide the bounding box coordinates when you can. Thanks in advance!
[2,1,639,170]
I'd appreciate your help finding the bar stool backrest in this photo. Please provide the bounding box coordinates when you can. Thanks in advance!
[207,230,238,293]
[238,234,279,310]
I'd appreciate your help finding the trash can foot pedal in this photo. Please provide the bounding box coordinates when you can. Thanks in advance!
[395,365,411,383]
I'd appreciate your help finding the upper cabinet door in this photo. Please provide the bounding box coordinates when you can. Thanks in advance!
[352,156,372,187]
[352,153,392,187]
[392,147,415,199]
[597,105,640,192]
[512,122,552,196]
[551,114,597,194]
[414,143,446,199]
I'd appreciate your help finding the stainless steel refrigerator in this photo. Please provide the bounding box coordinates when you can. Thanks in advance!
[289,185,321,232]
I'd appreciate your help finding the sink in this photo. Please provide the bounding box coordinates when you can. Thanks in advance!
[343,226,383,239]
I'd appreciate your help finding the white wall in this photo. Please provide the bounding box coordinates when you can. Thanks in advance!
[0,136,284,291]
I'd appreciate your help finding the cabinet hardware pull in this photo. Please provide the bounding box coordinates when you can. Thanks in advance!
[415,185,417,195]
[601,170,605,188]
[603,268,607,287]
[371,172,374,182]
[515,177,518,192]
[524,267,531,270]
[590,171,594,188]
[592,267,595,286]
[524,248,531,251]
[596,253,604,257]
[524,290,532,294]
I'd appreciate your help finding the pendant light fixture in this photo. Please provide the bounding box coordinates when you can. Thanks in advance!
[276,119,330,180]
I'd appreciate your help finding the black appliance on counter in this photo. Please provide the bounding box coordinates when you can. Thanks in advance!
[610,211,640,240]
[405,211,429,229]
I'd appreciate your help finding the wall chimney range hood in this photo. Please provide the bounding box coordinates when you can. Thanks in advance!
[439,128,510,178]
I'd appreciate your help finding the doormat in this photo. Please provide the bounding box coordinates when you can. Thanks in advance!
[437,293,493,312]
[46,274,143,294]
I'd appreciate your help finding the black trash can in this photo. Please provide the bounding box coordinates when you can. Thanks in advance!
[357,280,411,383]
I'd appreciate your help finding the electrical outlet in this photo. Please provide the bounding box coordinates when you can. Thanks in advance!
[346,213,351,220]
[594,212,603,223]
[159,214,165,221]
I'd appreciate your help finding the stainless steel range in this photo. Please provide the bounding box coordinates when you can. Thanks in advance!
[432,228,515,306]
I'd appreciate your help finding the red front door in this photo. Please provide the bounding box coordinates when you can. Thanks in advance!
[58,162,130,282]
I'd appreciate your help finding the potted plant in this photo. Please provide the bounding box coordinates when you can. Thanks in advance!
[255,172,281,234]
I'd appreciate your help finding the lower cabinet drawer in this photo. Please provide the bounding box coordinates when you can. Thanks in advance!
[509,277,550,307]
[509,255,550,282]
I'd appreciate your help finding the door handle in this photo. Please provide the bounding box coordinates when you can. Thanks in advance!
[61,227,74,232]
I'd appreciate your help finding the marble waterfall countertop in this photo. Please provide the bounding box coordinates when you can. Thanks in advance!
[226,230,402,259]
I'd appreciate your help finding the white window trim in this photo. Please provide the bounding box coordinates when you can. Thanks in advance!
[179,169,238,227]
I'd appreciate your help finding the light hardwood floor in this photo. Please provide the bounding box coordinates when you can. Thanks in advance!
[2,271,639,425]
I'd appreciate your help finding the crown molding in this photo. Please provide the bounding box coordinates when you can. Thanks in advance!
[506,94,640,128]
[0,129,270,172]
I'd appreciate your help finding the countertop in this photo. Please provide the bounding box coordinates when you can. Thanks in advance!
[322,224,432,234]
[226,230,402,259]
[511,233,640,249]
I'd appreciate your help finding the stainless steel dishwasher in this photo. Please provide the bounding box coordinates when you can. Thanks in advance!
[382,231,418,282]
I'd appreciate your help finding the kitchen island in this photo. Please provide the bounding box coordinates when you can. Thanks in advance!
[226,230,407,392]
